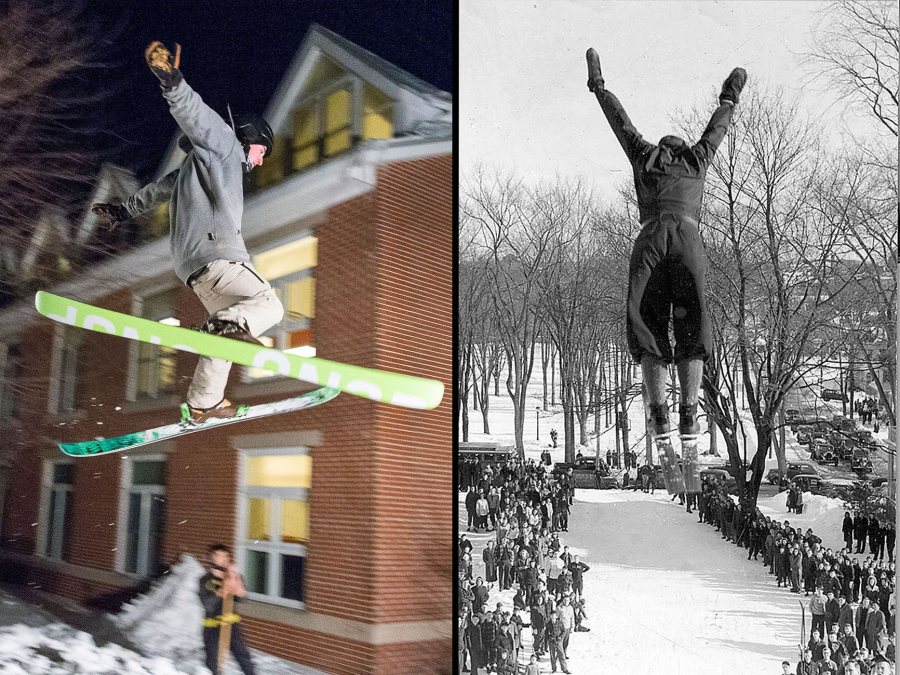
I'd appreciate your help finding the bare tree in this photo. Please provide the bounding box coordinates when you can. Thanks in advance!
[0,1,111,304]
[805,0,899,138]
[462,170,554,456]
[698,87,859,506]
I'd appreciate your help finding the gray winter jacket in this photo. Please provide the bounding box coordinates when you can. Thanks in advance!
[122,79,251,283]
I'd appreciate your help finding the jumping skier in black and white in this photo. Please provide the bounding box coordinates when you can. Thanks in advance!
[92,41,284,424]
[585,47,746,493]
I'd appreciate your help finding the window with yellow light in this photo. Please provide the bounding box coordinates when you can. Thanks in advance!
[245,236,317,380]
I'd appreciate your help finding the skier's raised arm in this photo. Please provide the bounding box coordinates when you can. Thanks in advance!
[692,68,747,165]
[585,48,653,162]
[144,41,237,160]
[91,169,179,231]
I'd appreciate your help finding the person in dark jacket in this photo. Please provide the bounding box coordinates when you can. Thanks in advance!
[825,591,840,635]
[855,515,869,554]
[569,556,590,601]
[547,611,571,674]
[885,523,895,563]
[198,544,256,675]
[795,648,816,674]
[467,614,485,674]
[843,512,855,550]
[585,46,745,494]
[92,41,281,423]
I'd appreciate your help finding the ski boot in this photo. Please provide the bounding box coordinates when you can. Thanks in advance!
[649,403,685,494]
[654,431,686,494]
[198,318,264,346]
[180,398,249,425]
[679,403,702,493]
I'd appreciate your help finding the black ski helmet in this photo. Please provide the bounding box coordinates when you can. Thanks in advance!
[232,114,274,157]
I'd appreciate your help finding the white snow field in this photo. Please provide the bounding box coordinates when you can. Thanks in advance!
[461,488,853,675]
[459,354,885,673]
[0,555,322,674]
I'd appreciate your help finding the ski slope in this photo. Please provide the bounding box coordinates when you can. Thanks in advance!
[459,352,885,673]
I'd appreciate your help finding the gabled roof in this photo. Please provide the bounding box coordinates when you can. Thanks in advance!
[157,24,452,177]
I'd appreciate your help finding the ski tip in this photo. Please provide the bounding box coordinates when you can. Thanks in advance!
[34,290,46,312]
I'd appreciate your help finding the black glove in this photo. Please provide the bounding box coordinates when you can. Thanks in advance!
[585,48,604,94]
[144,40,183,90]
[91,203,130,232]
[719,67,747,105]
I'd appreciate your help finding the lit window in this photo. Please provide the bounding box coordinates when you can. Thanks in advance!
[291,107,319,172]
[136,290,179,400]
[239,451,311,606]
[363,84,393,140]
[246,237,316,380]
[323,87,351,157]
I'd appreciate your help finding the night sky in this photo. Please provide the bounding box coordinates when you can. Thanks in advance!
[81,0,453,181]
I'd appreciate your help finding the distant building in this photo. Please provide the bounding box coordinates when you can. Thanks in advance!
[0,25,451,673]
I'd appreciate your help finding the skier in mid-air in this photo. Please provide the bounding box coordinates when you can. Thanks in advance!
[92,41,284,424]
[585,48,746,493]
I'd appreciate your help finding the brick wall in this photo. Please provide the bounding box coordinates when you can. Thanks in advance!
[0,152,453,673]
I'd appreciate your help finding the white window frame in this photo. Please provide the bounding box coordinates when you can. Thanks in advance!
[127,286,179,402]
[235,446,310,609]
[39,459,74,560]
[48,324,82,414]
[116,454,167,577]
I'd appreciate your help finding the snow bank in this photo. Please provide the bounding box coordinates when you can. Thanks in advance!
[113,554,205,667]
[0,622,184,674]
[113,554,322,674]
[757,491,849,551]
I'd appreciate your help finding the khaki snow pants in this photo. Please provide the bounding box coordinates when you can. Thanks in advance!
[186,260,284,408]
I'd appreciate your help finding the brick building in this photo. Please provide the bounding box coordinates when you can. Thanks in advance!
[0,26,452,674]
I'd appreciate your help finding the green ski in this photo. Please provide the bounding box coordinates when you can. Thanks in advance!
[35,291,443,410]
[59,387,340,457]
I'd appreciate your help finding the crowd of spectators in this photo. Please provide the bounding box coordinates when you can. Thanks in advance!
[697,475,896,674]
[458,456,591,674]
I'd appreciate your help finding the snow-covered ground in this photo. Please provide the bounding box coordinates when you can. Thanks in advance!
[0,556,321,674]
[461,487,859,674]
[460,353,892,673]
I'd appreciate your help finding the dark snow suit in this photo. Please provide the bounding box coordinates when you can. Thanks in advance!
[594,89,735,363]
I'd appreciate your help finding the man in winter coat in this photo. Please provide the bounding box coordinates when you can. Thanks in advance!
[93,41,282,423]
[585,46,746,493]
[842,622,860,656]
[557,595,575,655]
[864,603,886,652]
[855,515,869,554]
[856,596,872,647]
[467,614,485,674]
[466,487,478,531]
[810,589,828,638]
[569,556,590,601]
[825,591,841,634]
[547,611,571,674]
[843,512,855,551]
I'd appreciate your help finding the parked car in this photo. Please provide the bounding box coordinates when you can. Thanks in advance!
[833,416,856,433]
[853,429,876,448]
[811,440,838,466]
[851,449,874,475]
[827,478,857,501]
[790,473,836,497]
[766,462,819,485]
[821,388,848,402]
[795,424,815,444]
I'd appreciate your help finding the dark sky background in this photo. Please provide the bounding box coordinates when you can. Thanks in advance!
[82,0,453,182]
